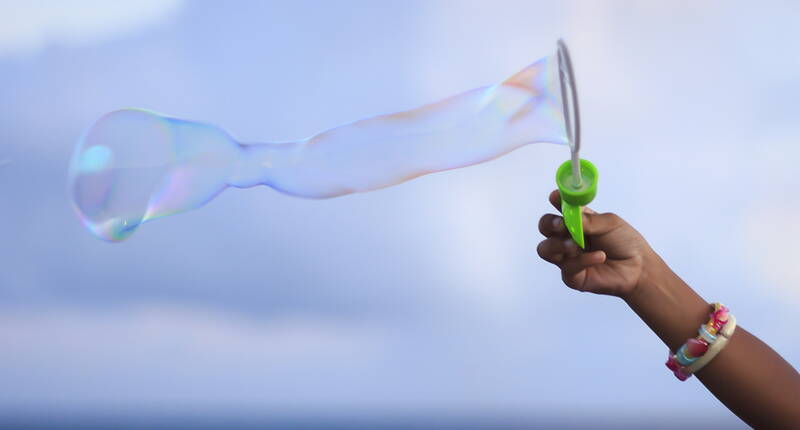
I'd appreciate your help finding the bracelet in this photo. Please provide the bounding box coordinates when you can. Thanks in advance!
[665,303,736,381]
[686,314,736,374]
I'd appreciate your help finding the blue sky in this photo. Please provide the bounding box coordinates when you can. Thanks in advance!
[1,1,798,426]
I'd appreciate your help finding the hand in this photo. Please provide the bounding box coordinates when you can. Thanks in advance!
[537,190,654,297]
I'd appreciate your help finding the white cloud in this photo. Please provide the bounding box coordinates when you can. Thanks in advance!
[0,305,387,410]
[0,305,382,364]
[0,0,183,57]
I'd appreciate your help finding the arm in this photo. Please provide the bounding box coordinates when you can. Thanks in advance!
[537,190,800,429]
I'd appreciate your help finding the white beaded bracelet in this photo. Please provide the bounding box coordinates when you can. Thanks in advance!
[686,314,737,374]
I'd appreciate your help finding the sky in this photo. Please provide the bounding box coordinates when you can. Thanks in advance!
[1,0,798,427]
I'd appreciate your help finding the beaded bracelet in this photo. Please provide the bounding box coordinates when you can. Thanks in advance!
[665,303,736,381]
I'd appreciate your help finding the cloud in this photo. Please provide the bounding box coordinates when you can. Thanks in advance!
[0,305,387,410]
[0,0,183,57]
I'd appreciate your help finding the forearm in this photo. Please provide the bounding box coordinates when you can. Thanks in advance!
[624,250,800,428]
[623,251,708,351]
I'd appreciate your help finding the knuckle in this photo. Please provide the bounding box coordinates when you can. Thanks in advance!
[561,273,583,291]
[606,212,623,224]
[536,241,546,257]
[538,240,564,264]
[537,215,551,234]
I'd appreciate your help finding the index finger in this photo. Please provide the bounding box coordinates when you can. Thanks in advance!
[548,190,562,213]
[549,189,596,216]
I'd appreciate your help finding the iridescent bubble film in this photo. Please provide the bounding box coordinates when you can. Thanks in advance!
[68,55,568,241]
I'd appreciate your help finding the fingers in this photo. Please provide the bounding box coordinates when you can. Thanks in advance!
[561,250,606,276]
[537,237,581,264]
[538,214,568,238]
[560,251,606,290]
[548,190,561,212]
[536,236,606,291]
[549,189,597,216]
[548,189,623,237]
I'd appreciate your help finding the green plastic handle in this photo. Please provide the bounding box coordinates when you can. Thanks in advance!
[555,159,598,249]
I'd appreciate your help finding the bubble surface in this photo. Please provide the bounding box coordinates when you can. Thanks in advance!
[68,55,568,241]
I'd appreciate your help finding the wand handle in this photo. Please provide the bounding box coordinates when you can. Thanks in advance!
[556,159,598,249]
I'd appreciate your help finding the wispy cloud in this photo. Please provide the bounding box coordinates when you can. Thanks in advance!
[0,0,183,57]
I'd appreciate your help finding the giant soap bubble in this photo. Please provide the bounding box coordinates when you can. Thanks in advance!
[69,53,571,241]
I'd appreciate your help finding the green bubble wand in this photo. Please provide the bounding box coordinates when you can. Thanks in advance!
[555,40,598,249]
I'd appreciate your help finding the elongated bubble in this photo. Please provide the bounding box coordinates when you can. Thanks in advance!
[69,55,568,241]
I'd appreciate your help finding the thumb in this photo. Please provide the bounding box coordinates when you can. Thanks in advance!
[583,211,624,236]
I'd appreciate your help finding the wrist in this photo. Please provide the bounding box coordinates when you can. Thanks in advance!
[621,248,710,351]
[619,247,667,303]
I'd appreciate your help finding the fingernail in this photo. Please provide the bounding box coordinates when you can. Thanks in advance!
[584,207,596,214]
[552,217,562,229]
[563,238,575,250]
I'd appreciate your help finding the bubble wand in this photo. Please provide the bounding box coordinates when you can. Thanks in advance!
[555,40,598,249]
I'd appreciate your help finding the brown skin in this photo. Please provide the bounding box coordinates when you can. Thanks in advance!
[537,190,800,429]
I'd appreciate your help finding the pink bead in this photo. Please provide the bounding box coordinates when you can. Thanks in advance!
[685,338,709,357]
[675,368,691,381]
[710,312,728,332]
[665,355,680,372]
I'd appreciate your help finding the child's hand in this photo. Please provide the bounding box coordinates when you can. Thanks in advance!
[537,190,654,297]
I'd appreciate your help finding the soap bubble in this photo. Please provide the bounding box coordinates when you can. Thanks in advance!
[68,55,567,241]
